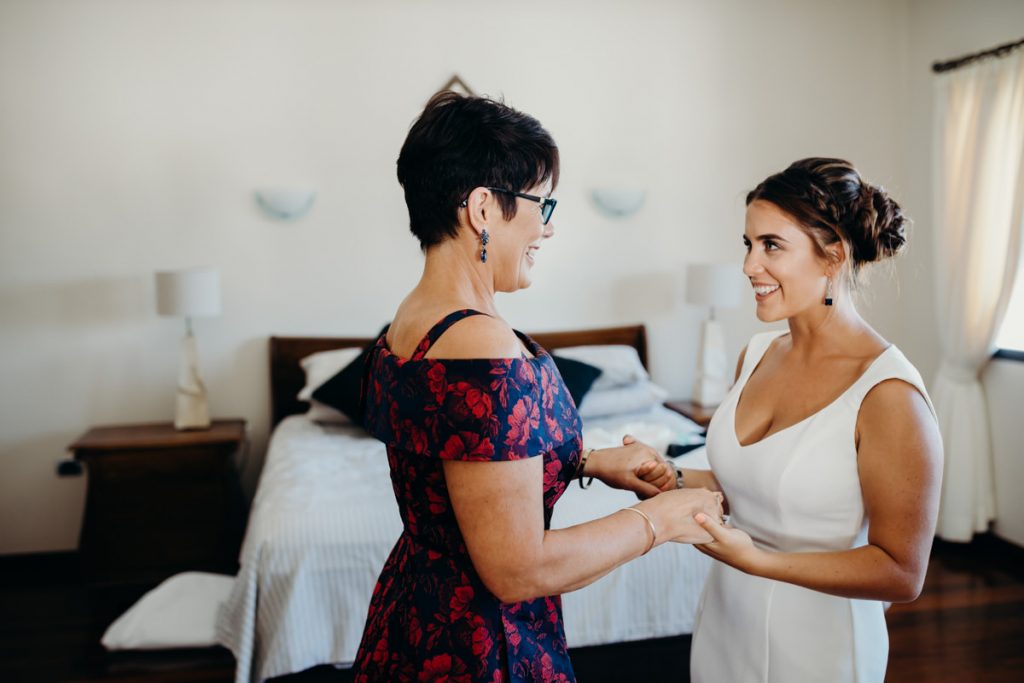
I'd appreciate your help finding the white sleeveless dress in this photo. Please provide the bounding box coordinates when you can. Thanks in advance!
[690,331,935,683]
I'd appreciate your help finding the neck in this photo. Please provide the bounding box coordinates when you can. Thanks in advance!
[417,237,499,315]
[785,294,870,356]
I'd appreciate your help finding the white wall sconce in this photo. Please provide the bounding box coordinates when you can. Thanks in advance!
[254,188,316,221]
[591,188,646,218]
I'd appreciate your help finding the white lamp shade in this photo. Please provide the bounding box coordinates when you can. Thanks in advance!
[685,263,744,309]
[155,267,222,318]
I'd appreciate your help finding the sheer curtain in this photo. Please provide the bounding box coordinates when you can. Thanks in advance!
[932,48,1024,541]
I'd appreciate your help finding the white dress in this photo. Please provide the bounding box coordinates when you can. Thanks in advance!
[690,331,935,683]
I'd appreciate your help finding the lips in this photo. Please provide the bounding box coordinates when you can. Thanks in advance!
[751,283,779,299]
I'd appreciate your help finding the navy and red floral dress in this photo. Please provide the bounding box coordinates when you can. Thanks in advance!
[352,310,583,683]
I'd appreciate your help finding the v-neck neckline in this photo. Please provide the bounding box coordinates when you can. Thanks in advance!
[732,336,893,449]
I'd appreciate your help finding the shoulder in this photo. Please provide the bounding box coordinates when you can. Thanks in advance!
[858,374,940,450]
[736,330,788,377]
[427,314,524,360]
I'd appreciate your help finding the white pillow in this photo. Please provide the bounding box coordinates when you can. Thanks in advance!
[101,572,234,650]
[578,380,668,419]
[306,399,350,424]
[297,347,363,401]
[554,345,649,390]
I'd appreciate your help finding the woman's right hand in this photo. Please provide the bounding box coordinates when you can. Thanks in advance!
[639,487,724,545]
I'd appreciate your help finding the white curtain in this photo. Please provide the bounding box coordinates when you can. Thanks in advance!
[932,49,1024,541]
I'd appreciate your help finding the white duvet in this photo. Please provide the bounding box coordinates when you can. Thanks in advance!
[217,408,711,683]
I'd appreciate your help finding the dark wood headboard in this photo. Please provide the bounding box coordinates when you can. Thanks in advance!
[270,323,647,428]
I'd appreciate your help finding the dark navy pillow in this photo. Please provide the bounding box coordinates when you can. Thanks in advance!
[551,354,603,407]
[312,325,389,427]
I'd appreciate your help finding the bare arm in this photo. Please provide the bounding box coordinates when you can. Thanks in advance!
[445,457,719,602]
[695,379,942,602]
[432,316,722,603]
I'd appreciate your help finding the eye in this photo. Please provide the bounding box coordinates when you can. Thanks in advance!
[742,237,752,252]
[763,239,780,252]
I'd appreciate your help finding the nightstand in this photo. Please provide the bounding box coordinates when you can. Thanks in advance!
[664,400,717,429]
[70,419,248,583]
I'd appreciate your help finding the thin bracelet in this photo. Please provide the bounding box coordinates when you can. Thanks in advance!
[674,466,685,489]
[622,507,657,555]
[578,448,595,489]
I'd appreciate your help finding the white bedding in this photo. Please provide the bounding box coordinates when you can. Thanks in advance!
[218,408,711,683]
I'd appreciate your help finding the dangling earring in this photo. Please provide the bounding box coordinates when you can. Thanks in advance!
[479,229,489,263]
[824,276,833,306]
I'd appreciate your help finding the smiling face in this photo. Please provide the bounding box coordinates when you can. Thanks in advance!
[490,182,555,292]
[743,200,836,322]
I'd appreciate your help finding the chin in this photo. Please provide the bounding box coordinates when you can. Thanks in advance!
[754,305,786,323]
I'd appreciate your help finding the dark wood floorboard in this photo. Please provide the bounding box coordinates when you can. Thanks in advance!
[1,535,1021,682]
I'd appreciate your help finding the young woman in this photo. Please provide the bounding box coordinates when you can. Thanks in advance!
[685,158,943,682]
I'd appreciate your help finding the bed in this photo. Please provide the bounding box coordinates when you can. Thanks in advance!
[217,325,713,683]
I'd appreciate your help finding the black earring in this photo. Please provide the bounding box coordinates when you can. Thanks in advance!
[824,277,833,306]
[480,229,489,263]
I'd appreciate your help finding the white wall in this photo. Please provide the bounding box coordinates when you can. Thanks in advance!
[0,0,974,555]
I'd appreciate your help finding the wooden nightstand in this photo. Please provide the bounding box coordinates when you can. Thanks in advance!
[664,400,717,429]
[70,419,248,583]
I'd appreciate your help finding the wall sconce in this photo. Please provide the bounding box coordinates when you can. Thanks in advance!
[591,188,646,218]
[254,188,316,221]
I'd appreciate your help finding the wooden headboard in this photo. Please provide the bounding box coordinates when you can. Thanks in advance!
[269,323,648,428]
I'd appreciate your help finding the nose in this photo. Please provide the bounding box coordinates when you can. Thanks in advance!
[542,220,555,239]
[743,249,763,278]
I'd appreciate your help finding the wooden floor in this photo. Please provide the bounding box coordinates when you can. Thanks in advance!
[1,534,1021,682]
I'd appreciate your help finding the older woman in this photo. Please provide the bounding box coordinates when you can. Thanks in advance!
[685,158,943,682]
[351,92,723,683]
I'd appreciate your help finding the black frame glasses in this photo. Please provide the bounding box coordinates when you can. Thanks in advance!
[459,187,557,225]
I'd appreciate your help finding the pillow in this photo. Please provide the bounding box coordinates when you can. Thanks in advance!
[311,325,389,427]
[550,355,602,407]
[306,399,350,424]
[577,380,668,419]
[553,345,649,390]
[297,347,363,402]
[101,572,234,650]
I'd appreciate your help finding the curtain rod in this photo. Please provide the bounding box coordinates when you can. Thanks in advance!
[932,36,1024,73]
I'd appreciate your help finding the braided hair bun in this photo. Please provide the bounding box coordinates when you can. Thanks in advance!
[746,158,907,273]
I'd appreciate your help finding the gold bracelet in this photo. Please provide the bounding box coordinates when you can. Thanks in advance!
[622,506,657,555]
[578,448,595,489]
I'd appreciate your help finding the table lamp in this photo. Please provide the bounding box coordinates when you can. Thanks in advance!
[155,267,222,430]
[686,263,743,407]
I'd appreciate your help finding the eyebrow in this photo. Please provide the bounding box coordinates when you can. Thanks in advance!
[744,233,789,243]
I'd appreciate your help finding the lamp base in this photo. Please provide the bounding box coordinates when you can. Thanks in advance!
[174,332,210,431]
[691,318,729,408]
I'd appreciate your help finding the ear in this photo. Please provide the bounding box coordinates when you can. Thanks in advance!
[823,241,847,275]
[461,187,494,236]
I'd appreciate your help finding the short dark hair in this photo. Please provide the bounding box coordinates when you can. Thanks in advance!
[746,157,908,276]
[396,91,560,249]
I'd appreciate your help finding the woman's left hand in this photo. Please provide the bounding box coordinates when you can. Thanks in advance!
[588,435,677,499]
[692,513,765,575]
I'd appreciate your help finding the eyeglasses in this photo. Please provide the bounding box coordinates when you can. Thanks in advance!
[459,187,557,225]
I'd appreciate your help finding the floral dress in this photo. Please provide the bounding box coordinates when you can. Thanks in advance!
[352,309,583,683]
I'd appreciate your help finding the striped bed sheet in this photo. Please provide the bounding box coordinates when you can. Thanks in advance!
[217,407,712,683]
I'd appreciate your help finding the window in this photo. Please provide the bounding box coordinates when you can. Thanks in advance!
[995,238,1024,355]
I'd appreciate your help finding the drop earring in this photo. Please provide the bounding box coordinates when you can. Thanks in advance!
[480,229,489,263]
[824,277,833,306]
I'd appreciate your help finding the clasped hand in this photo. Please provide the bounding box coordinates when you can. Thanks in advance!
[588,434,678,499]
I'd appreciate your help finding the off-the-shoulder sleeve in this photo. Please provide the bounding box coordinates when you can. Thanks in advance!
[362,350,578,461]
